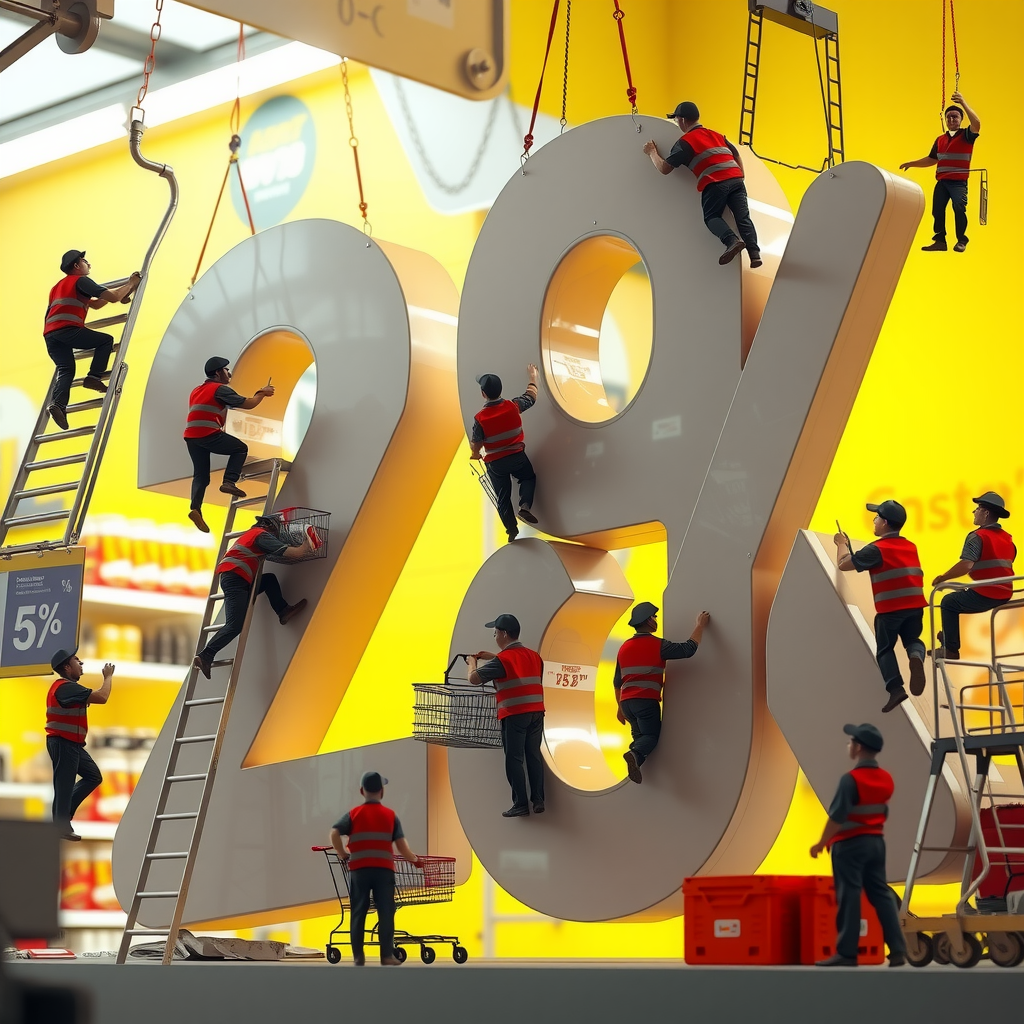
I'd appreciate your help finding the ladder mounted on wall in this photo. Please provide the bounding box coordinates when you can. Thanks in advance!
[0,119,177,558]
[739,0,845,173]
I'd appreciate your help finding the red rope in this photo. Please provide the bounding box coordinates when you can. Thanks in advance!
[612,1,637,112]
[941,0,946,120]
[949,0,960,84]
[522,0,561,160]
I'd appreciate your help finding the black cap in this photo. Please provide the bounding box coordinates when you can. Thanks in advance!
[667,101,700,121]
[60,249,85,273]
[205,356,230,377]
[628,601,659,628]
[50,647,78,673]
[844,722,883,752]
[485,613,521,636]
[360,770,387,792]
[973,491,1010,519]
[476,373,502,400]
[866,500,907,529]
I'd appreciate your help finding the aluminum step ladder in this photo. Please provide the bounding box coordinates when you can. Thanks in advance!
[116,458,290,965]
[0,119,177,556]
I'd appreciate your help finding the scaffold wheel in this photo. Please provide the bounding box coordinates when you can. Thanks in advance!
[905,931,933,967]
[987,931,1024,968]
[393,945,408,963]
[935,930,982,968]
[326,946,341,964]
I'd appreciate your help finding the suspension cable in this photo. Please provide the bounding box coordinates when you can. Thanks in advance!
[341,57,371,235]
[941,0,961,126]
[131,0,164,123]
[808,5,833,167]
[612,0,640,131]
[559,0,571,134]
[522,0,561,163]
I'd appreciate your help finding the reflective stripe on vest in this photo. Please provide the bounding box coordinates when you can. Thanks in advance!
[43,275,88,335]
[968,527,1016,600]
[617,633,667,702]
[474,400,526,463]
[493,643,545,720]
[834,765,893,842]
[347,802,396,871]
[682,127,744,192]
[183,380,228,438]
[216,526,267,583]
[868,536,926,613]
[935,130,974,180]
[45,678,88,743]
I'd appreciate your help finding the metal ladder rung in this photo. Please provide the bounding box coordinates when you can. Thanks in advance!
[11,481,81,501]
[75,342,121,358]
[200,624,224,634]
[166,773,208,783]
[208,593,226,602]
[70,371,112,388]
[145,851,190,860]
[156,811,199,821]
[184,697,224,707]
[85,313,129,329]
[224,530,247,540]
[34,425,96,443]
[137,890,181,898]
[211,658,233,668]
[65,398,106,414]
[124,928,170,936]
[231,495,269,508]
[3,509,72,528]
[24,453,88,472]
[174,733,216,744]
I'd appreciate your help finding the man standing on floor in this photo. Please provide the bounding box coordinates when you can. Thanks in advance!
[43,250,140,430]
[930,491,1015,661]
[810,723,907,968]
[468,613,546,817]
[183,356,276,533]
[329,771,422,966]
[45,648,114,841]
[470,364,539,544]
[614,602,710,784]
[900,92,981,252]
[834,500,927,713]
[643,101,762,268]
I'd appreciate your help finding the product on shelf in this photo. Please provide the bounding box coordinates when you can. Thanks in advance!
[94,731,132,822]
[60,847,95,910]
[128,729,156,793]
[90,843,121,911]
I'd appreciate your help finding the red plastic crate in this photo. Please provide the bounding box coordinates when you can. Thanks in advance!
[797,875,885,964]
[972,804,1024,900]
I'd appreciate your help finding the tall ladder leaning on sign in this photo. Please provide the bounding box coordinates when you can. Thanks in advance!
[0,4,178,558]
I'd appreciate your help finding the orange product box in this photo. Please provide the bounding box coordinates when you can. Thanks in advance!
[797,875,885,964]
[60,848,95,910]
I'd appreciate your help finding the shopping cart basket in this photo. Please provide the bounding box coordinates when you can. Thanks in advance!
[311,847,467,964]
[264,506,330,563]
[470,460,500,512]
[413,654,502,748]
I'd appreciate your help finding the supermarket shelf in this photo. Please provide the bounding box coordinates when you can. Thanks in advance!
[83,586,207,615]
[0,782,52,800]
[74,820,119,840]
[60,910,126,928]
[110,661,190,683]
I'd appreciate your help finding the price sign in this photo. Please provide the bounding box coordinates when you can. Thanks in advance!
[0,548,85,678]
[542,662,598,692]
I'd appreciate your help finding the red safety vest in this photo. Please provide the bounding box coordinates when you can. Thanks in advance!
[45,679,88,744]
[833,764,893,843]
[43,275,88,335]
[346,801,396,871]
[617,633,667,702]
[183,380,228,439]
[969,527,1016,600]
[681,126,744,192]
[493,643,545,720]
[474,401,525,463]
[934,129,974,180]
[868,536,926,614]
[216,526,268,584]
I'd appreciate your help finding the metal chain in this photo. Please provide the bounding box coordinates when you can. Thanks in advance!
[341,58,371,235]
[560,0,571,134]
[133,0,165,121]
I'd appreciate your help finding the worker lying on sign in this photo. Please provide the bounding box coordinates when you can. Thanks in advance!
[183,356,276,533]
[468,613,546,817]
[834,500,927,714]
[900,92,981,252]
[470,364,539,544]
[45,647,114,842]
[614,602,710,785]
[810,723,907,968]
[192,514,309,679]
[643,102,762,269]
[43,249,141,431]
[929,491,1015,661]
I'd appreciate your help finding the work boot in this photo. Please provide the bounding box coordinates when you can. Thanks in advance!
[881,689,909,714]
[888,953,907,967]
[517,507,538,525]
[82,375,108,393]
[380,956,402,966]
[279,599,308,625]
[748,253,763,269]
[507,529,519,543]
[532,802,545,814]
[219,481,246,498]
[48,405,69,431]
[352,954,365,966]
[920,241,947,251]
[928,631,960,661]
[908,654,926,696]
[815,954,858,967]
[953,241,967,252]
[193,653,212,680]
[719,238,745,265]
[501,805,529,818]
[61,832,82,842]
[623,750,643,784]
[188,509,210,533]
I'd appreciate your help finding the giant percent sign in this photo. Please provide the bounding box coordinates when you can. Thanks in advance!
[117,117,935,927]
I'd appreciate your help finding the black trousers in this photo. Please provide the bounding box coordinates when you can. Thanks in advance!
[46,736,102,830]
[501,711,545,809]
[185,433,249,510]
[940,589,1008,654]
[200,570,287,659]
[874,607,925,694]
[700,179,760,257]
[486,451,536,538]
[831,834,907,960]
[931,179,969,244]
[44,326,114,411]
[348,867,396,961]
[621,697,662,765]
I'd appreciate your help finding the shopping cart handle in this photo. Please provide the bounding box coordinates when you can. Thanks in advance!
[311,845,330,851]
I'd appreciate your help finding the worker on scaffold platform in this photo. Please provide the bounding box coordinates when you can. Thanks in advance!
[470,364,539,544]
[643,102,762,269]
[929,491,1015,661]
[43,250,140,431]
[183,356,275,533]
[900,92,981,252]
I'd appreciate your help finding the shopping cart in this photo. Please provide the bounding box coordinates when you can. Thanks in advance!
[311,847,467,964]
[470,461,500,513]
[413,654,502,748]
[264,506,330,563]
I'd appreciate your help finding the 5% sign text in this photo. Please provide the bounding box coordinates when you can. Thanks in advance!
[12,602,63,651]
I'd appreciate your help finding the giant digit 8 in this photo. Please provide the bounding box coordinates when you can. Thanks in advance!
[450,117,923,920]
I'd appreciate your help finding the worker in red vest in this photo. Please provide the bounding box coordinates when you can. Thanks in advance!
[470,365,539,543]
[643,101,761,268]
[929,491,1015,661]
[810,723,907,968]
[43,250,140,431]
[900,92,981,252]
[329,771,422,966]
[468,613,546,817]
[45,647,114,841]
[614,601,711,784]
[193,514,309,679]
[834,500,927,713]
[183,356,276,533]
